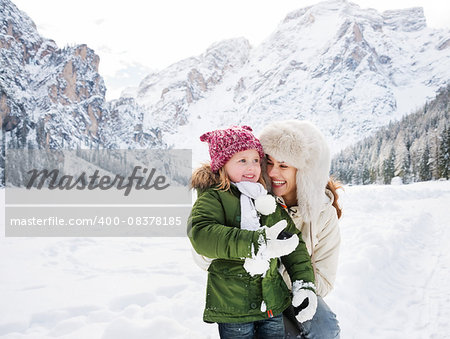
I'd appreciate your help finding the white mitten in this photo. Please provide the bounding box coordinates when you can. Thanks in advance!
[292,280,317,323]
[244,220,299,276]
[263,220,299,259]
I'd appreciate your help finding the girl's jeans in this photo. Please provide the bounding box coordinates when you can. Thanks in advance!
[218,313,285,339]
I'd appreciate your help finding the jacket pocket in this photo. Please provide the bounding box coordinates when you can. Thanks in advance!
[206,260,253,315]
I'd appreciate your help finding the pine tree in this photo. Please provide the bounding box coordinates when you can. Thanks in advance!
[362,165,371,185]
[430,131,440,180]
[401,137,412,183]
[383,147,396,184]
[419,142,432,181]
[438,126,449,179]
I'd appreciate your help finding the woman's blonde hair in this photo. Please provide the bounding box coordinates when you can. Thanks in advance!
[326,178,343,219]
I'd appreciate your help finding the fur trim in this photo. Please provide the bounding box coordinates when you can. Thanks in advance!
[190,163,220,191]
[259,120,331,223]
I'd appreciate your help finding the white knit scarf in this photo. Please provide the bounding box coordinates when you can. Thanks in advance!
[234,181,268,231]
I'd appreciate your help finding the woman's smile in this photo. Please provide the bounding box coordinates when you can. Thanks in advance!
[266,155,297,206]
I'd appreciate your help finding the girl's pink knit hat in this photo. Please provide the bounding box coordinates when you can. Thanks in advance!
[200,126,265,173]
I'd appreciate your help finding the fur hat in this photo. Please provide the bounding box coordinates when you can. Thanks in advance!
[259,120,331,223]
[200,126,265,173]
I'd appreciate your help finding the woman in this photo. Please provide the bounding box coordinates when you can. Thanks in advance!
[259,120,342,339]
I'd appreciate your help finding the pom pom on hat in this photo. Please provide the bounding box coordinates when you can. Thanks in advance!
[200,126,265,172]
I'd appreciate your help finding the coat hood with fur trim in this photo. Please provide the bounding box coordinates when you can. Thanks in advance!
[190,163,220,192]
[259,120,331,224]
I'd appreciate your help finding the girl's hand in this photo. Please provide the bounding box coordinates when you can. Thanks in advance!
[263,220,299,259]
[243,220,299,276]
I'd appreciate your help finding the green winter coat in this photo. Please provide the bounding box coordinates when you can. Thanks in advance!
[187,165,315,323]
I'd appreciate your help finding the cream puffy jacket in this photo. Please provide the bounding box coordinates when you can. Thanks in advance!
[279,189,340,298]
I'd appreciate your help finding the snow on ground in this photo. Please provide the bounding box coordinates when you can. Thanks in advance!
[326,181,450,339]
[1,180,450,338]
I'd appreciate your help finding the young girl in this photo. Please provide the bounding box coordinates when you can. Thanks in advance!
[188,126,317,339]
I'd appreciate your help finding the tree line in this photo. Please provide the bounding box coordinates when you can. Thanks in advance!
[331,84,449,185]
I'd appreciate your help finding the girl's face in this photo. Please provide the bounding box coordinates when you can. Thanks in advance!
[266,155,297,206]
[224,149,261,183]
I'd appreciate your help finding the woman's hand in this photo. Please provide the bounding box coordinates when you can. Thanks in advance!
[292,280,317,323]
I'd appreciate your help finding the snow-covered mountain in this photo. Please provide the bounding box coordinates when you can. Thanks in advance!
[122,0,450,157]
[1,0,450,161]
[0,0,107,149]
[0,0,164,153]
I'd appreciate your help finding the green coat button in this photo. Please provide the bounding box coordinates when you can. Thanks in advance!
[250,303,257,309]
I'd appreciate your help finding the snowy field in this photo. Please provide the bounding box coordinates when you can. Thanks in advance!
[1,181,449,339]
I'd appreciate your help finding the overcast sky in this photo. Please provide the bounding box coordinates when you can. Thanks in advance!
[12,0,450,99]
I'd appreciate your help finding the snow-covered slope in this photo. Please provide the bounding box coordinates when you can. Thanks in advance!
[327,181,450,338]
[1,180,449,338]
[122,0,450,158]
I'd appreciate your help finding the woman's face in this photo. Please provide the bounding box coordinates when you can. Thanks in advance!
[266,155,297,206]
